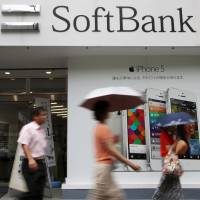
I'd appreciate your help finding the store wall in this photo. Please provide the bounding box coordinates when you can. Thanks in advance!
[65,55,200,189]
[0,0,200,46]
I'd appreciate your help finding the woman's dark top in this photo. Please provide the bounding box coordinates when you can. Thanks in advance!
[178,138,191,159]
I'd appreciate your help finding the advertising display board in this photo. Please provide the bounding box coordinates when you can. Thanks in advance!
[127,107,146,160]
[35,97,56,167]
[9,144,28,192]
[65,55,200,189]
[9,112,29,192]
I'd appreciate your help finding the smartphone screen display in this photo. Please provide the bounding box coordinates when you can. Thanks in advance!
[127,106,146,159]
[148,98,166,159]
[170,98,200,159]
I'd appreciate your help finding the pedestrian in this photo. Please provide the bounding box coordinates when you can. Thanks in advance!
[17,107,48,200]
[152,123,195,200]
[160,127,175,158]
[176,123,195,159]
[88,100,140,200]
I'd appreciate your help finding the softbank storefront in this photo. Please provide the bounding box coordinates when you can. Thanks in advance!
[1,0,200,199]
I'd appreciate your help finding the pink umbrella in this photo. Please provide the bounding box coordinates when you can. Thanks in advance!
[80,86,144,112]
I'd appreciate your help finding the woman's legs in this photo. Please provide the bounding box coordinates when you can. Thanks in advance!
[152,174,168,200]
[166,176,184,200]
[152,174,184,200]
[88,164,125,200]
[106,174,125,200]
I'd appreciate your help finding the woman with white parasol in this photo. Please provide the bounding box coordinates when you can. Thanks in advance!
[81,87,144,200]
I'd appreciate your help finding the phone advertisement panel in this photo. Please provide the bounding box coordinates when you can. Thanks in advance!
[148,99,166,159]
[123,87,200,171]
[127,107,146,160]
[170,98,200,159]
[118,69,200,171]
[67,58,200,189]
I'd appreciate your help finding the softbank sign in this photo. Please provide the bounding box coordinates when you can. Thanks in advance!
[0,0,199,46]
[52,6,196,33]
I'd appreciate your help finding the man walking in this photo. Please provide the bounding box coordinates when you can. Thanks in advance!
[17,107,48,200]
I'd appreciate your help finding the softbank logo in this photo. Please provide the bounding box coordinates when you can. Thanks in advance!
[1,4,40,32]
[52,6,196,33]
[0,4,197,34]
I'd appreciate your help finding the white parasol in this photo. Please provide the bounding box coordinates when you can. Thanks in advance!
[80,86,144,112]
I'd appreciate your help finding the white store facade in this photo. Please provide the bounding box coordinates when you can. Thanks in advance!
[1,0,200,198]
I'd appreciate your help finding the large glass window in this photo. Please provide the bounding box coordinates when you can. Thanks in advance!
[0,69,67,184]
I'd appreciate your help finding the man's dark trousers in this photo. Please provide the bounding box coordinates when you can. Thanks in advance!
[21,159,47,200]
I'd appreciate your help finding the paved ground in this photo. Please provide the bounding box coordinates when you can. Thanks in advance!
[0,195,154,200]
[2,194,200,200]
[1,190,62,199]
[1,188,199,200]
[1,194,63,200]
[0,187,155,200]
[1,194,199,200]
[1,189,62,199]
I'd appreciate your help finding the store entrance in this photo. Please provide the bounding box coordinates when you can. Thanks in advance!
[0,68,67,188]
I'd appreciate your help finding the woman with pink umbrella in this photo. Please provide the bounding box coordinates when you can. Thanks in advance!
[81,87,144,200]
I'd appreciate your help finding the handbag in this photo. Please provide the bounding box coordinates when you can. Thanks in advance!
[162,146,183,176]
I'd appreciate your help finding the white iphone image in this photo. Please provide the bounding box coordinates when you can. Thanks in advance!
[145,88,167,171]
[167,88,200,171]
[122,105,148,171]
[107,111,127,171]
